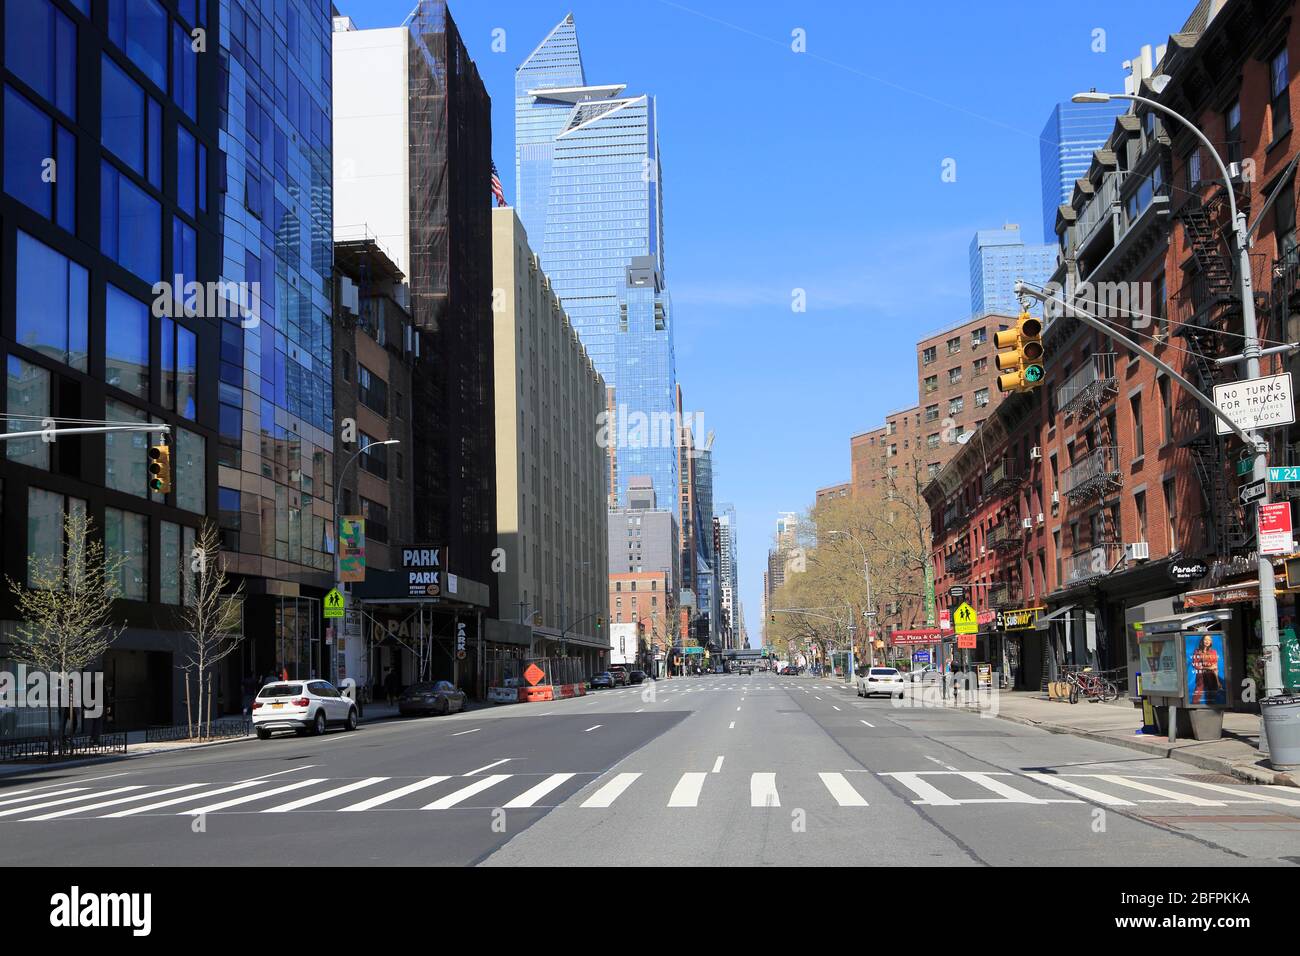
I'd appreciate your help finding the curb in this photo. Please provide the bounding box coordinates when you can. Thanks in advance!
[967,705,1298,787]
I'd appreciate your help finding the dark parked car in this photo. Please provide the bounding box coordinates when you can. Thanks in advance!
[591,672,616,689]
[398,680,466,717]
[628,670,647,684]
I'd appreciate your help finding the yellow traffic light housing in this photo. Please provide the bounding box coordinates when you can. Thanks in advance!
[993,313,1045,393]
[148,442,172,494]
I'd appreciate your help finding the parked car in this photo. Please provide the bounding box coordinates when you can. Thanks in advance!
[398,680,467,717]
[252,679,358,739]
[857,666,906,699]
[591,672,616,689]
[628,670,647,684]
[609,666,630,686]
[906,665,941,683]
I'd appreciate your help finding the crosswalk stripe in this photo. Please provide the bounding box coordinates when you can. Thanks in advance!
[882,772,961,806]
[1129,776,1300,807]
[961,772,1060,804]
[0,787,87,808]
[750,772,780,807]
[0,786,142,818]
[1087,775,1227,806]
[423,774,510,809]
[819,772,869,806]
[103,781,264,817]
[1022,772,1136,806]
[262,777,390,813]
[23,784,207,821]
[668,772,708,807]
[183,779,327,815]
[503,773,576,808]
[340,776,450,812]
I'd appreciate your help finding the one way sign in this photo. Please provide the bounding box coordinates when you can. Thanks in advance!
[324,587,345,618]
[1240,479,1267,506]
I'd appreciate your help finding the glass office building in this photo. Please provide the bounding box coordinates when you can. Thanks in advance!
[0,0,222,729]
[216,0,336,680]
[1039,100,1126,244]
[516,15,678,510]
[968,225,1057,318]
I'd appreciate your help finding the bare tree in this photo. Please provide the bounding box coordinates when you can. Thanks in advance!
[179,521,245,740]
[5,509,126,754]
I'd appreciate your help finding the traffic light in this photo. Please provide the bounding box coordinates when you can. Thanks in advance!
[595,616,604,631]
[993,312,1045,393]
[147,441,172,494]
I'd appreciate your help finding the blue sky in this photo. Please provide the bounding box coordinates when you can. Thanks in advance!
[346,0,1193,646]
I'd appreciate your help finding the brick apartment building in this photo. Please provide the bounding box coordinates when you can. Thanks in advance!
[926,0,1300,698]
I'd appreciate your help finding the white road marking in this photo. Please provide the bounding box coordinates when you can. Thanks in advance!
[819,772,869,806]
[860,719,875,728]
[1022,772,1136,806]
[183,779,326,815]
[503,773,576,808]
[736,706,741,712]
[581,772,641,808]
[832,705,841,711]
[23,784,207,821]
[1129,775,1300,807]
[450,728,480,737]
[881,772,961,806]
[750,772,780,807]
[340,776,450,811]
[729,721,735,729]
[423,774,510,809]
[464,759,511,776]
[712,756,725,773]
[263,777,389,812]
[668,772,708,807]
[584,725,601,733]
[962,772,1058,804]
[103,781,263,817]
[244,766,319,781]
[0,787,88,809]
[1089,774,1227,806]
[634,708,644,713]
[924,755,959,771]
[0,786,142,818]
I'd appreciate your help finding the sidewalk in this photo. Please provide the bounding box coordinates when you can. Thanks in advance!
[961,690,1295,787]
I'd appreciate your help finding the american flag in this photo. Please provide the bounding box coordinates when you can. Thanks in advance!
[490,161,506,207]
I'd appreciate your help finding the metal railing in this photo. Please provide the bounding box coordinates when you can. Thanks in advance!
[1056,353,1118,416]
[989,522,1021,552]
[1060,446,1121,500]
[1062,543,1126,586]
[944,551,971,575]
[144,717,251,743]
[0,731,128,762]
[1075,172,1120,252]
[983,458,1022,498]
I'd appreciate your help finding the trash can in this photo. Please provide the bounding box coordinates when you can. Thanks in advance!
[1261,695,1300,769]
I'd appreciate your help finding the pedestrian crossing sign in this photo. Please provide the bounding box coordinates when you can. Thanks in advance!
[324,588,345,619]
[954,602,977,635]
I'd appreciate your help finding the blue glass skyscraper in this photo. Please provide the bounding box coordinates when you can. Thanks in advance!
[516,15,678,510]
[969,225,1057,317]
[1039,100,1127,243]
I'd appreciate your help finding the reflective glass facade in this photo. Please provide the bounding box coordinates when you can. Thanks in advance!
[968,226,1057,318]
[516,15,677,509]
[1039,100,1126,243]
[216,0,335,588]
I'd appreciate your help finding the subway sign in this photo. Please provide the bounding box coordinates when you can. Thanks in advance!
[995,607,1043,631]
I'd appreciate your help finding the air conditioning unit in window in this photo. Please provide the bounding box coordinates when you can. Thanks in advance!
[1051,490,1060,505]
[1036,512,1045,524]
[1029,446,1042,460]
[1125,541,1151,562]
[1021,517,1034,530]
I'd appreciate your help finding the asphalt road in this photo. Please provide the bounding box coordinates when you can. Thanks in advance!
[3,673,1300,866]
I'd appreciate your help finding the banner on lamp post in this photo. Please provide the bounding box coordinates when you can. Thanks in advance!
[339,516,366,582]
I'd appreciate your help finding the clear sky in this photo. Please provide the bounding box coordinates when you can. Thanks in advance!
[343,0,1194,646]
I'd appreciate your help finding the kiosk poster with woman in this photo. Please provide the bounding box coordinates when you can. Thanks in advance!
[1184,632,1227,706]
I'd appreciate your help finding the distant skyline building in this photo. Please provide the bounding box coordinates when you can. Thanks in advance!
[515,14,678,510]
[1039,100,1127,244]
[968,224,1056,317]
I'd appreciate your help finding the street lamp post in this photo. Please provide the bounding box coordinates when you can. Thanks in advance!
[334,439,400,686]
[1072,88,1283,699]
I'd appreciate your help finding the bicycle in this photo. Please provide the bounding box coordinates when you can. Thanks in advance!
[1064,668,1119,704]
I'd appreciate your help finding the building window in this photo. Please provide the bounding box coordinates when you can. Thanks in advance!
[358,432,389,480]
[361,497,389,544]
[949,396,964,416]
[973,356,987,377]
[1135,490,1148,542]
[925,404,939,422]
[1163,479,1177,551]
[1271,46,1292,141]
[947,336,961,355]
[175,426,205,514]
[922,346,937,365]
[1130,394,1144,453]
[1186,148,1201,191]
[27,488,85,588]
[1225,100,1242,165]
[927,433,940,449]
[101,160,161,283]
[106,0,167,90]
[104,399,148,497]
[1159,376,1173,444]
[172,217,196,284]
[974,388,990,408]
[101,55,161,187]
[5,0,76,117]
[16,230,88,371]
[171,22,197,119]
[6,357,51,469]
[358,364,388,416]
[1276,182,1296,261]
[4,85,76,230]
[971,328,987,347]
[161,317,198,419]
[948,366,962,385]
[105,507,148,601]
[924,375,938,393]
[105,284,150,398]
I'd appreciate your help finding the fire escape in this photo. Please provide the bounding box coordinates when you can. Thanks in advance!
[1173,183,1254,559]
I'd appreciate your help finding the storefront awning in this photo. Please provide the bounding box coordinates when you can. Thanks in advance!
[1034,604,1075,630]
[1181,580,1260,609]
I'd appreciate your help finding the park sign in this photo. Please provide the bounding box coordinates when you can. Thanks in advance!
[1213,372,1294,436]
[401,545,446,598]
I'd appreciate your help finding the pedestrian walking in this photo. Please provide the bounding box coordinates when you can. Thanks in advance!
[384,667,401,705]
[948,656,962,701]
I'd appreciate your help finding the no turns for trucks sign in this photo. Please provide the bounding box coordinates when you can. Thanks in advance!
[1213,373,1295,436]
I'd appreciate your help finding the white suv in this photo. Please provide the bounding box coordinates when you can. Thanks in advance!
[857,667,906,699]
[252,680,359,739]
